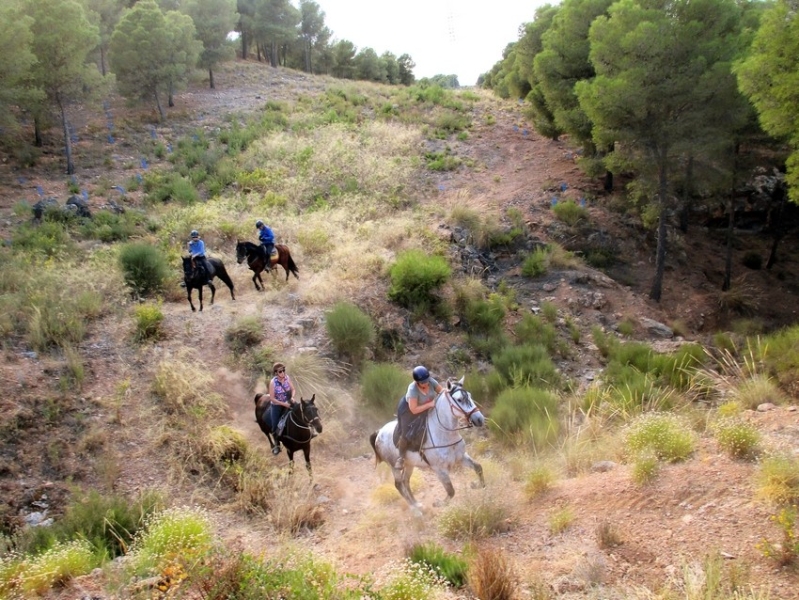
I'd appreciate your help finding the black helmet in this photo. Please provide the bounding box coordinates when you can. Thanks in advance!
[412,365,430,383]
[255,219,263,228]
[190,230,199,238]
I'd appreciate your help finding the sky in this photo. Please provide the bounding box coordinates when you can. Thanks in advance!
[315,0,551,86]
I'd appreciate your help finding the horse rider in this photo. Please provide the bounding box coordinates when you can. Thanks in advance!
[268,361,296,455]
[187,230,212,283]
[256,219,275,272]
[394,365,444,471]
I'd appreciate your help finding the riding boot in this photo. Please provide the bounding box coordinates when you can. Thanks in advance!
[272,442,281,455]
[395,436,408,470]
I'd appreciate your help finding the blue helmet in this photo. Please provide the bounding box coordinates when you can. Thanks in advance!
[190,230,199,238]
[255,219,264,228]
[412,365,430,383]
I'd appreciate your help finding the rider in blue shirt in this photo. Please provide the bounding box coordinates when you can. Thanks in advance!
[256,219,275,271]
[187,230,212,282]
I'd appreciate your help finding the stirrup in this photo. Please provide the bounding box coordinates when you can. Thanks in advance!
[272,445,281,455]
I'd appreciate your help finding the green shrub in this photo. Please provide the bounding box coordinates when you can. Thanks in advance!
[549,506,574,534]
[133,303,165,342]
[552,199,588,226]
[325,302,375,364]
[225,316,263,354]
[523,465,555,499]
[515,314,557,353]
[438,495,511,540]
[460,295,505,337]
[12,221,73,258]
[521,247,549,278]
[376,559,447,600]
[624,413,697,463]
[388,250,451,311]
[408,542,468,587]
[360,362,407,414]
[489,386,560,449]
[18,540,95,595]
[129,506,214,573]
[758,506,799,566]
[540,300,558,323]
[492,343,559,389]
[118,243,169,297]
[756,455,799,505]
[713,418,760,459]
[631,453,660,485]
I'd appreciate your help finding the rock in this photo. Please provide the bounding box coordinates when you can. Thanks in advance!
[591,461,617,473]
[32,197,59,220]
[66,194,92,218]
[757,402,776,412]
[640,317,673,338]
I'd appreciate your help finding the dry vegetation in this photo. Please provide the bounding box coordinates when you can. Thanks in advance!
[0,61,799,599]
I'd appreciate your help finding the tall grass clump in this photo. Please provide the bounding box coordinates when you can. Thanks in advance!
[9,540,95,596]
[388,249,451,312]
[325,302,375,365]
[489,386,560,449]
[360,362,408,414]
[466,547,520,600]
[376,559,447,600]
[624,413,697,463]
[492,344,559,389]
[225,316,263,354]
[133,302,165,342]
[515,314,557,353]
[712,418,760,459]
[407,542,468,587]
[118,242,169,297]
[152,357,225,418]
[523,464,555,500]
[755,455,799,505]
[438,492,512,540]
[521,246,550,278]
[128,507,214,574]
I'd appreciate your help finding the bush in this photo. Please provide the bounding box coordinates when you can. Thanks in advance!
[225,316,263,354]
[16,540,95,595]
[466,547,520,600]
[129,507,214,573]
[118,243,169,297]
[624,413,697,463]
[489,386,560,449]
[552,199,588,226]
[133,302,165,342]
[408,542,468,587]
[523,465,555,499]
[361,362,407,414]
[521,247,549,278]
[756,455,799,505]
[12,221,73,258]
[492,343,559,389]
[438,495,511,540]
[325,302,375,364]
[388,250,451,311]
[713,418,760,459]
[631,453,660,485]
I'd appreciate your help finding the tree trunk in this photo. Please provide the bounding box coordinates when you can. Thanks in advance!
[100,46,107,77]
[304,42,312,73]
[154,90,165,122]
[209,68,215,89]
[649,157,669,302]
[34,115,43,147]
[168,80,174,108]
[58,94,74,175]
[241,31,248,60]
[270,41,278,67]
[766,181,787,269]
[722,190,734,291]
[679,155,694,233]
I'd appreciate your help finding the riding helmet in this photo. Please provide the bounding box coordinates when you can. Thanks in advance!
[190,230,199,238]
[255,219,264,228]
[412,365,430,383]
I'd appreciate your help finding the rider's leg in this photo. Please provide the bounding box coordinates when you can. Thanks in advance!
[395,435,409,470]
[270,405,282,455]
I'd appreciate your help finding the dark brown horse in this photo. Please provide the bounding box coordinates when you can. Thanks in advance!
[254,393,322,474]
[181,256,235,312]
[236,241,299,290]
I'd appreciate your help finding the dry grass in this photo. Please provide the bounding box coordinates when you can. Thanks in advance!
[467,547,521,600]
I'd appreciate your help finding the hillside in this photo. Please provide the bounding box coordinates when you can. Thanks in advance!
[1,60,799,599]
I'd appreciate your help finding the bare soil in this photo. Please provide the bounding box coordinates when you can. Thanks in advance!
[2,60,799,599]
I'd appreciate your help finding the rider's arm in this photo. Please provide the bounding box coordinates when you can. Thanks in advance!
[407,390,435,414]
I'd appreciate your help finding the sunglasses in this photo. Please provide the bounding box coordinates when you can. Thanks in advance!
[275,369,285,374]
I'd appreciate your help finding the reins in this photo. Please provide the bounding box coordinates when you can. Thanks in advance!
[419,385,480,453]
[279,404,319,444]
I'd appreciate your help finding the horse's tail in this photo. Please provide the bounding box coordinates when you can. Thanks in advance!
[369,431,381,467]
[212,261,236,299]
[278,245,299,279]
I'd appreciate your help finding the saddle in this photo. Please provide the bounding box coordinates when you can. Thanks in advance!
[393,398,428,451]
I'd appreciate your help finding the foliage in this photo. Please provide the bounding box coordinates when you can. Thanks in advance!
[755,455,799,505]
[466,546,520,600]
[133,302,165,342]
[387,249,451,311]
[325,301,375,364]
[438,494,511,540]
[523,465,555,500]
[225,316,263,354]
[712,417,760,459]
[407,542,468,587]
[492,344,559,389]
[489,386,560,449]
[152,356,225,418]
[128,506,214,573]
[1,539,94,596]
[549,506,574,534]
[521,246,550,278]
[514,314,557,353]
[624,413,697,463]
[551,199,588,225]
[118,242,170,297]
[758,506,799,567]
[376,559,447,600]
[631,453,660,485]
[360,362,407,414]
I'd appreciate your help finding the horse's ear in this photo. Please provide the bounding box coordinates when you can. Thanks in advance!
[458,376,465,386]
[310,393,315,403]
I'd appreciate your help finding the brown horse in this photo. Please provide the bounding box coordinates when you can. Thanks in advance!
[236,240,299,290]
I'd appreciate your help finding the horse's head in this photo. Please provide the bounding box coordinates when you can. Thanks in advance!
[298,394,323,434]
[235,241,247,264]
[446,377,485,428]
[182,256,194,279]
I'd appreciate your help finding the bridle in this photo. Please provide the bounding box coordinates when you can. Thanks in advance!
[420,383,482,452]
[281,402,321,443]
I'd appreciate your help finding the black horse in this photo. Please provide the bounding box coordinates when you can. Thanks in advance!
[254,393,322,474]
[236,240,299,290]
[181,256,235,312]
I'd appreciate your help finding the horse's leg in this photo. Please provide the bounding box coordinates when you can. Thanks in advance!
[208,282,216,305]
[432,467,456,505]
[303,445,312,477]
[462,453,485,488]
[392,463,421,510]
[187,287,196,312]
[286,448,295,473]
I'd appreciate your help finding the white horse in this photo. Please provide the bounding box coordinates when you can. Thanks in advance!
[369,377,486,511]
